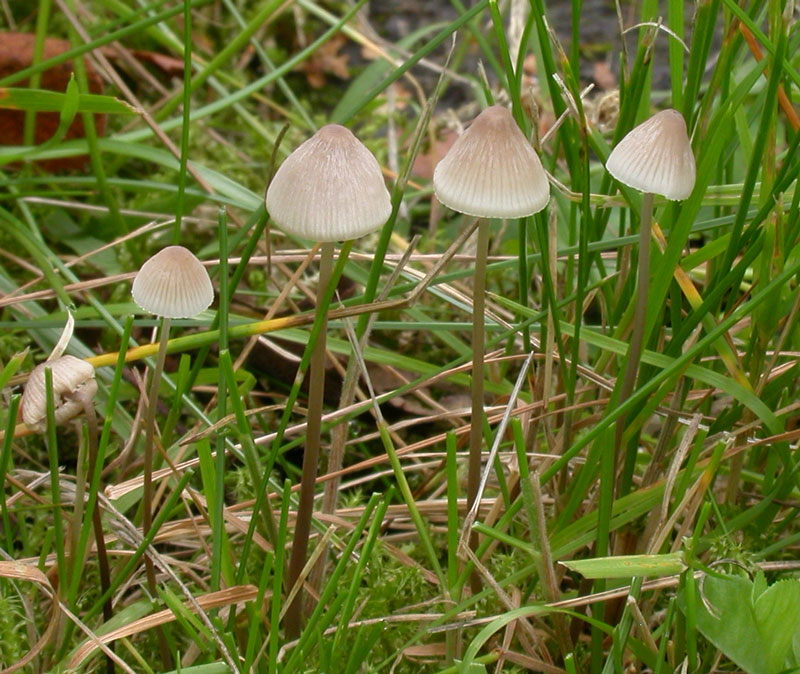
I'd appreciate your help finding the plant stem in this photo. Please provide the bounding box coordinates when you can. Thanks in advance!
[142,316,171,594]
[83,399,114,674]
[467,219,489,592]
[141,315,174,668]
[615,191,653,491]
[285,240,334,637]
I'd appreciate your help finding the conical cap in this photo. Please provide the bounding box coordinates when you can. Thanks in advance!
[433,105,550,219]
[606,109,696,200]
[132,245,214,318]
[266,124,392,242]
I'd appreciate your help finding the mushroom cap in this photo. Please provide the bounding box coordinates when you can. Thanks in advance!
[132,245,214,318]
[433,105,550,219]
[606,109,696,201]
[22,355,97,430]
[265,124,392,242]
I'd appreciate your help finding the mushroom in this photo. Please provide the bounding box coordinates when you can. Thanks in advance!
[265,123,391,634]
[605,109,695,464]
[21,355,97,431]
[132,245,215,320]
[605,108,696,202]
[433,105,550,542]
[131,245,214,592]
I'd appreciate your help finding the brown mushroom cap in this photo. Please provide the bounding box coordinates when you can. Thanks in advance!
[21,355,97,430]
[433,105,550,219]
[132,246,214,318]
[605,109,696,201]
[265,124,392,242]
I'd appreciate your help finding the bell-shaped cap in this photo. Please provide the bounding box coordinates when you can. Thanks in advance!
[433,105,550,219]
[606,109,696,201]
[265,124,392,242]
[22,355,98,430]
[132,245,214,318]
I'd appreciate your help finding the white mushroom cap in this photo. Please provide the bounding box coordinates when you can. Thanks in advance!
[22,355,98,431]
[132,246,214,318]
[265,124,392,242]
[433,105,550,219]
[606,109,696,201]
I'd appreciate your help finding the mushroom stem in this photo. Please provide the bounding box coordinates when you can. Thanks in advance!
[81,397,114,674]
[285,240,335,637]
[142,316,172,594]
[614,191,653,489]
[467,218,489,590]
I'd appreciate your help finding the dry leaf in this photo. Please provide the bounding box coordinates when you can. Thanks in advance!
[0,32,105,172]
[295,33,350,88]
[69,585,260,667]
[0,561,60,674]
[402,643,447,659]
[411,129,456,180]
[523,52,537,76]
[129,48,184,75]
[593,60,617,90]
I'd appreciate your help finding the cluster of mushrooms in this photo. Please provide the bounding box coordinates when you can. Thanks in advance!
[20,103,696,631]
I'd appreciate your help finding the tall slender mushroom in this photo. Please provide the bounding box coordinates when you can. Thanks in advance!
[265,123,391,635]
[433,105,550,563]
[605,109,695,465]
[131,245,214,593]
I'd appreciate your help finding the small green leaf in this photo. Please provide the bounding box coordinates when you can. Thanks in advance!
[686,574,764,674]
[61,74,80,126]
[681,573,800,674]
[0,349,29,390]
[560,552,686,579]
[0,87,138,114]
[752,569,768,603]
[753,580,800,674]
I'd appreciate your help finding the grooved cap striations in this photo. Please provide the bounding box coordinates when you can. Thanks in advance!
[265,124,392,242]
[433,105,550,219]
[606,109,696,201]
[132,245,214,318]
[22,355,97,430]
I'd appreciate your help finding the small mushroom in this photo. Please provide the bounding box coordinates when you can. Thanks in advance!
[266,123,391,635]
[21,355,97,431]
[604,108,695,474]
[433,104,550,218]
[606,108,696,202]
[433,105,550,543]
[131,245,214,319]
[266,123,392,242]
[131,244,214,596]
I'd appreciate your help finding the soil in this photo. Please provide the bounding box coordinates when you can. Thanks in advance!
[367,0,702,107]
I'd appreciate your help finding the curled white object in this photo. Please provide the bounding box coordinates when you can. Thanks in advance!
[22,355,98,431]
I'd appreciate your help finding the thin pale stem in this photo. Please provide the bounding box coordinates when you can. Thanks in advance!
[142,316,171,595]
[285,241,334,637]
[615,192,653,489]
[467,219,489,593]
[82,399,114,674]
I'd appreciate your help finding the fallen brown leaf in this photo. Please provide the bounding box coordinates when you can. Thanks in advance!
[592,60,617,90]
[294,33,350,89]
[0,32,105,172]
[411,129,456,180]
[68,585,260,668]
